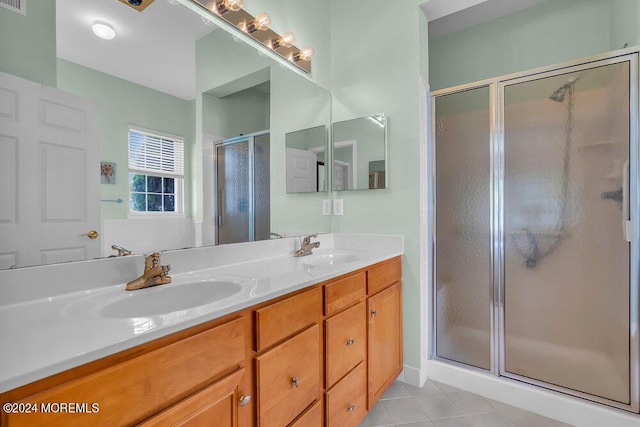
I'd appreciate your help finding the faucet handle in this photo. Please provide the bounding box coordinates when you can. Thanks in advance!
[302,233,318,245]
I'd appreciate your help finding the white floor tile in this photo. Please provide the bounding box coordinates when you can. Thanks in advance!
[445,391,495,415]
[381,397,430,424]
[413,393,464,420]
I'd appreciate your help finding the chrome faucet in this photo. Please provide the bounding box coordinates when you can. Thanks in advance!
[111,244,132,256]
[294,234,320,257]
[270,232,284,239]
[126,252,172,291]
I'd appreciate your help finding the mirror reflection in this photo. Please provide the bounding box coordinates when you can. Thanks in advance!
[332,113,387,191]
[285,125,328,194]
[0,0,331,269]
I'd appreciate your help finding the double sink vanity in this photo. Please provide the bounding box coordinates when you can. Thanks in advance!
[0,233,403,426]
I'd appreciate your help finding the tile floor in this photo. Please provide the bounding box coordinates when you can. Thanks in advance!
[360,380,574,427]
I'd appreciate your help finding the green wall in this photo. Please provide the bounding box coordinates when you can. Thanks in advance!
[56,59,194,221]
[429,0,640,90]
[203,87,270,139]
[329,0,429,369]
[0,1,56,86]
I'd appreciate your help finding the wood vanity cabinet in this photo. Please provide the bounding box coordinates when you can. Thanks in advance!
[0,256,402,427]
[321,256,403,424]
[1,316,249,427]
[254,287,323,427]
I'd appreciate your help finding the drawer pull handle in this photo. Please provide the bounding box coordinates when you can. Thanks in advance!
[346,339,355,346]
[292,376,301,387]
[347,405,355,412]
[371,309,377,317]
[238,395,251,407]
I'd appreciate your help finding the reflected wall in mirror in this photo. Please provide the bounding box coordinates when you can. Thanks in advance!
[332,113,387,191]
[285,125,328,193]
[0,0,331,270]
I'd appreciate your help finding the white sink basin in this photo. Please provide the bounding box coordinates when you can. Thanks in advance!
[299,252,359,267]
[99,281,242,318]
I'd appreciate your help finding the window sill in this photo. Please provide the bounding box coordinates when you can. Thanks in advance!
[127,213,188,219]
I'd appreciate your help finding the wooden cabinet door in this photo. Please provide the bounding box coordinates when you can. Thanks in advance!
[139,368,244,427]
[367,282,402,409]
[325,362,367,427]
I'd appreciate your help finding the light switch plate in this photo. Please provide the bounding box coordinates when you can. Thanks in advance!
[333,199,344,216]
[322,199,331,216]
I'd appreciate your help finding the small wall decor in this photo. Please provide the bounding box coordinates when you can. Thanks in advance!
[101,161,116,184]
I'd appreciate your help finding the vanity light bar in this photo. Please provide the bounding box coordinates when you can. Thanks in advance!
[189,0,312,74]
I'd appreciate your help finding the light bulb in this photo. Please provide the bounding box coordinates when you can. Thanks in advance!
[272,31,295,49]
[246,12,270,32]
[294,47,314,62]
[224,0,242,12]
[92,21,116,40]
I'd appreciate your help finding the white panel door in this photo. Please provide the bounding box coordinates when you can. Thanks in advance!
[286,147,317,192]
[0,72,100,269]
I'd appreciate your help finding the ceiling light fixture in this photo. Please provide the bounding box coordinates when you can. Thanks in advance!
[92,21,116,40]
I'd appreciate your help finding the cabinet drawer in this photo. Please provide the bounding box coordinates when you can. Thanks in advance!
[6,318,246,427]
[255,287,321,351]
[255,324,320,427]
[325,301,366,388]
[367,257,401,295]
[290,399,322,427]
[325,362,367,427]
[139,368,244,427]
[324,272,366,316]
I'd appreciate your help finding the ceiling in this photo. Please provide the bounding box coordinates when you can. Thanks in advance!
[421,0,551,39]
[56,0,216,100]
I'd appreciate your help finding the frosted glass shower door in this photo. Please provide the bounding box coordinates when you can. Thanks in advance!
[434,86,492,370]
[217,140,251,244]
[253,133,270,241]
[502,61,631,404]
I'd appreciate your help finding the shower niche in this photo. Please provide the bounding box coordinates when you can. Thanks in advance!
[431,52,638,411]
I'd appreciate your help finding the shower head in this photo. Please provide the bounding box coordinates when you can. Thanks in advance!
[549,77,579,103]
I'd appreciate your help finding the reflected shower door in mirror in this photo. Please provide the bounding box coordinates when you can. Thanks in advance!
[285,125,328,193]
[216,132,270,245]
[0,0,332,269]
[332,114,387,191]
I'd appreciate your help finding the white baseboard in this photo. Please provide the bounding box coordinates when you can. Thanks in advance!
[400,363,428,388]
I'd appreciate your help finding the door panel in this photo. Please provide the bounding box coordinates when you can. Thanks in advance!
[434,86,492,370]
[502,61,631,403]
[216,141,250,245]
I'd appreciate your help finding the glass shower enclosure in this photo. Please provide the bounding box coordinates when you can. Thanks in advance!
[215,131,270,245]
[431,50,639,411]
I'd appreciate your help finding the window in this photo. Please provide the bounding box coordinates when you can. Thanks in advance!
[128,126,184,214]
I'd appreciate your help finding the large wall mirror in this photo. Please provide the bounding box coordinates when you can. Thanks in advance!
[332,113,387,191]
[0,0,331,269]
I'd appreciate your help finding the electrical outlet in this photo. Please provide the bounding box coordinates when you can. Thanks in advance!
[333,199,344,216]
[322,199,331,216]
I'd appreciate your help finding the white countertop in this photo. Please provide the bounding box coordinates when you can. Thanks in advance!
[0,233,403,393]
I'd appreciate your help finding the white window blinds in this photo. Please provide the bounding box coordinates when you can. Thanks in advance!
[128,128,184,176]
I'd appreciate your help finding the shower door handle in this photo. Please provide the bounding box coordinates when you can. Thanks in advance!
[623,159,632,242]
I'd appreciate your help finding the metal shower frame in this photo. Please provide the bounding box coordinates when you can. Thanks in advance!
[428,47,640,413]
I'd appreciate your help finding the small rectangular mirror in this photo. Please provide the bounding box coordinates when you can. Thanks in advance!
[332,113,387,191]
[285,125,328,193]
